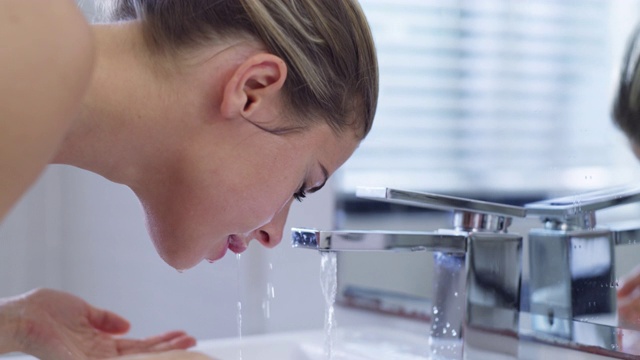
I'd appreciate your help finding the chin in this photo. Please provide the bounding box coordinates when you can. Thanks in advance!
[158,247,202,271]
[141,218,202,270]
[149,235,204,271]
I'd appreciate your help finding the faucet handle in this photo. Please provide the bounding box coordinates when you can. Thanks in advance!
[607,220,640,246]
[525,183,640,218]
[356,187,527,218]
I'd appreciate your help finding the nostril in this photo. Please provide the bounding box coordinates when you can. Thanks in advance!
[258,230,271,247]
[257,230,283,248]
[253,225,284,248]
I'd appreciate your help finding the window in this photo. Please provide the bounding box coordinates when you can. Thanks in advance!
[339,0,640,199]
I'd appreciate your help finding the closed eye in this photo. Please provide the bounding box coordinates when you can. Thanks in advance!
[293,164,328,202]
[294,185,307,202]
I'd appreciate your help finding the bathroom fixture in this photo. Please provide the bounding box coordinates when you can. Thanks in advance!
[292,184,640,359]
[293,187,526,359]
[524,184,640,350]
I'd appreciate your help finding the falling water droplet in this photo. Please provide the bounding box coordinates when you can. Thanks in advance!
[237,301,243,360]
[262,282,275,319]
[262,263,276,319]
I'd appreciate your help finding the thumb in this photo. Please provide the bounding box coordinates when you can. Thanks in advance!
[88,305,131,334]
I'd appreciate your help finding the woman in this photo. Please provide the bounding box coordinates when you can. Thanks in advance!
[0,0,378,358]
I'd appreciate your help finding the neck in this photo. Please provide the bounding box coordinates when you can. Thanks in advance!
[52,22,165,187]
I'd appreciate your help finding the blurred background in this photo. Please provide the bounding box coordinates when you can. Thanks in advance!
[3,0,640,343]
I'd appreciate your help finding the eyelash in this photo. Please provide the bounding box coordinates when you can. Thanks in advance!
[294,185,307,202]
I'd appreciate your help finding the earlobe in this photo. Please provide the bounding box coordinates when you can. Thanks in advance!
[220,53,287,120]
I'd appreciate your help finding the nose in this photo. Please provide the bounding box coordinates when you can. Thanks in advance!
[251,201,292,248]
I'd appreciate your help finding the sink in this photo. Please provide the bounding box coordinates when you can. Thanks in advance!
[195,325,622,360]
[0,324,633,359]
[195,326,431,360]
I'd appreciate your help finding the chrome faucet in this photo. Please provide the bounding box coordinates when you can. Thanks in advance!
[293,187,526,359]
[291,184,640,358]
[523,184,640,348]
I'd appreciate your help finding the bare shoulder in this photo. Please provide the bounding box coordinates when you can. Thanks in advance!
[0,0,95,93]
[0,0,95,220]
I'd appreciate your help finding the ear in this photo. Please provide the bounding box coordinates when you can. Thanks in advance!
[220,53,287,120]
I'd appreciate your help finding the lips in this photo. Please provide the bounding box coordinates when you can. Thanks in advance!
[227,234,248,254]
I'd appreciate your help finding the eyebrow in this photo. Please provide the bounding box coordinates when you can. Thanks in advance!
[308,164,329,193]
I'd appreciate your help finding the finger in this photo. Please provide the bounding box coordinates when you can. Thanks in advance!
[117,331,195,354]
[619,295,640,327]
[619,282,640,298]
[109,350,214,360]
[618,299,633,319]
[158,350,214,360]
[148,334,197,352]
[619,277,640,298]
[144,331,192,348]
[88,305,131,334]
[619,266,640,297]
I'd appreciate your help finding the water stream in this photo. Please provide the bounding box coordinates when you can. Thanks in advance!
[262,262,275,319]
[320,251,338,359]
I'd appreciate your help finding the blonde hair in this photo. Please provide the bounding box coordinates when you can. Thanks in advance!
[100,0,378,139]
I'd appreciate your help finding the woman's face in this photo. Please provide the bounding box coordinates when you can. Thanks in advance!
[139,115,360,270]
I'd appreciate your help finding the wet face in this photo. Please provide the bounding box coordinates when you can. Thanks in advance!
[138,116,359,270]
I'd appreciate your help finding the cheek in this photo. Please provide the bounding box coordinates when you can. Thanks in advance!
[136,179,233,270]
[226,154,301,228]
[232,177,295,230]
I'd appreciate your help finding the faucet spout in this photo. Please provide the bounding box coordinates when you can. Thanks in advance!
[291,228,467,253]
[291,187,528,360]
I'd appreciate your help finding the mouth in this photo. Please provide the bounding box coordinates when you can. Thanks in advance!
[227,234,248,254]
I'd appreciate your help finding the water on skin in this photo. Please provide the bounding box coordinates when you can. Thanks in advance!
[320,252,338,359]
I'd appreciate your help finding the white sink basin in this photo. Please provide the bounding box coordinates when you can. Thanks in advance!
[195,326,431,360]
[196,325,625,360]
[0,325,626,359]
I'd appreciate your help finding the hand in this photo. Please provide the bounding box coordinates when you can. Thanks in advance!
[109,350,215,360]
[618,265,640,329]
[1,288,197,360]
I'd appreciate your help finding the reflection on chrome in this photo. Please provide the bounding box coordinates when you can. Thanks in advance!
[292,185,640,359]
